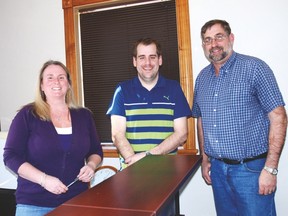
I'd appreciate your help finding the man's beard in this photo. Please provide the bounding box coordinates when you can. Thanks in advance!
[208,47,228,62]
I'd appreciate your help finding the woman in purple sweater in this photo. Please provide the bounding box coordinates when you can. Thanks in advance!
[3,60,103,216]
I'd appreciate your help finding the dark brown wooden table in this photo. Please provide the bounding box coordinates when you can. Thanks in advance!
[46,205,154,216]
[47,155,202,216]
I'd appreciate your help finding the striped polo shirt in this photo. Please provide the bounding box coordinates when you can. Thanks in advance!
[107,75,191,153]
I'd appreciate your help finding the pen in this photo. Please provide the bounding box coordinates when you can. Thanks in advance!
[67,177,79,188]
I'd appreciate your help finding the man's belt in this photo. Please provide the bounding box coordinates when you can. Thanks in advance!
[217,152,267,165]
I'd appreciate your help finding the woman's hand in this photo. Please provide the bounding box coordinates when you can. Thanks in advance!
[42,174,68,195]
[77,164,95,182]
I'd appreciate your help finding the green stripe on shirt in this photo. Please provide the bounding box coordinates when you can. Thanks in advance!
[126,108,174,116]
[126,120,173,127]
[126,131,173,139]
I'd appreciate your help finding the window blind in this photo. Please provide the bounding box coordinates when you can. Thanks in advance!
[80,0,179,143]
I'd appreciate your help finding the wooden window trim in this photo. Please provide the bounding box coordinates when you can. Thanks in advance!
[62,0,197,157]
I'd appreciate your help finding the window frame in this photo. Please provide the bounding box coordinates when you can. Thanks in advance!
[62,0,196,157]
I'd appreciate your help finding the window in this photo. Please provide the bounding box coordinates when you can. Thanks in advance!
[62,0,196,157]
[80,0,179,143]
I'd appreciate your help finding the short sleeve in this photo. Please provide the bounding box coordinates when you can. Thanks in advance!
[106,85,126,117]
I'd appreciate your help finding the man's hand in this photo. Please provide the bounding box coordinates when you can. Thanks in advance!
[201,159,212,185]
[125,152,146,166]
[259,169,277,195]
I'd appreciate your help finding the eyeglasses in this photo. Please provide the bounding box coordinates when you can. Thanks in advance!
[202,34,227,46]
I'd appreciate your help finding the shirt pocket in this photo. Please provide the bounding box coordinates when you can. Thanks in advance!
[229,82,254,109]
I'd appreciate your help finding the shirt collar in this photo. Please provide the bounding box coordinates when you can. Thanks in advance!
[219,51,237,73]
[132,74,166,90]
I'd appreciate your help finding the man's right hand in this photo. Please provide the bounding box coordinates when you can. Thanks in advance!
[201,159,212,185]
[125,152,146,166]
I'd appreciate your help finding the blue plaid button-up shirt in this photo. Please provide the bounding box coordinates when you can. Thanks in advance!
[192,52,285,160]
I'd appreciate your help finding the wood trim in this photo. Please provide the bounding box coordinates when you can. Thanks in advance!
[62,0,197,157]
[175,0,196,155]
[102,148,119,158]
[95,165,118,173]
[62,3,80,101]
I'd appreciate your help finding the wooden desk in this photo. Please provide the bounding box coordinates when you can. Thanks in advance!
[47,155,202,216]
[46,205,154,216]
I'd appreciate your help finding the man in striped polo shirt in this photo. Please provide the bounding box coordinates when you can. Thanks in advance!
[107,38,191,170]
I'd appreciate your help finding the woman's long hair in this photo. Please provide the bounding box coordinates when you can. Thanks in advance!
[32,60,78,121]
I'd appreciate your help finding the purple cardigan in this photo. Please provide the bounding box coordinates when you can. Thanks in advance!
[3,105,103,207]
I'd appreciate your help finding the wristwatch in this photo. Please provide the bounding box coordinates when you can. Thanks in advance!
[263,166,278,175]
[145,151,153,156]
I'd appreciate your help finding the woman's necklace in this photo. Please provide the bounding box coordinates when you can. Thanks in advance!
[51,108,71,127]
[55,115,62,122]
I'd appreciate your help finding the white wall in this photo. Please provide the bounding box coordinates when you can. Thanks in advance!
[0,0,287,215]
[0,1,65,128]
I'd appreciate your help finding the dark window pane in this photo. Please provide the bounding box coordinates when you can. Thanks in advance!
[80,0,179,142]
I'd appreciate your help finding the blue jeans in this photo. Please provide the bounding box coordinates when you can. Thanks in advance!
[15,204,55,216]
[210,157,276,216]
